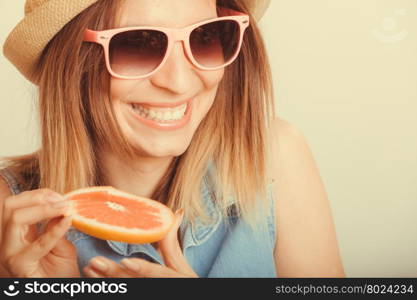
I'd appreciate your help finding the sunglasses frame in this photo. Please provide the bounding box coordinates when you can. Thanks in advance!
[83,7,249,80]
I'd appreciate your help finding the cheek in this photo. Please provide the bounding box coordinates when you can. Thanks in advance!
[196,69,224,116]
[110,78,144,101]
[199,68,224,93]
[110,79,126,101]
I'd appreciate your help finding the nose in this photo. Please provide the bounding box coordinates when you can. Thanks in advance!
[149,41,196,95]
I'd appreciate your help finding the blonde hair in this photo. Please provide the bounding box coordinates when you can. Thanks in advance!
[2,0,276,227]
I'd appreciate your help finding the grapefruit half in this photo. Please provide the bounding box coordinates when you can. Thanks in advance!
[64,186,175,244]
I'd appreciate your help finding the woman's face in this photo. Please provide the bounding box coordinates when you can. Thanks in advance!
[110,0,223,158]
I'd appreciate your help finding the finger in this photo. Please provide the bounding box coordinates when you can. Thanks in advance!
[2,201,71,253]
[9,200,71,227]
[1,189,66,242]
[83,266,105,278]
[86,256,135,278]
[45,217,78,259]
[17,215,73,262]
[2,189,64,228]
[120,258,182,278]
[159,209,196,276]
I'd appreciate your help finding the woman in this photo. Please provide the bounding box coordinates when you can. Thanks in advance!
[0,0,345,278]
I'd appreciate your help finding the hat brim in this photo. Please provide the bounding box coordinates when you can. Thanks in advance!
[243,0,270,21]
[3,0,99,84]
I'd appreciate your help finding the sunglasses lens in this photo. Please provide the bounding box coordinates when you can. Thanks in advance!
[109,30,168,77]
[190,20,240,68]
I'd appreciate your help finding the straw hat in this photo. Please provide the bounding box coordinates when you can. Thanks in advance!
[3,0,270,84]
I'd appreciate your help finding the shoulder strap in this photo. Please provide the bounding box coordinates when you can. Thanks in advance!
[0,168,23,195]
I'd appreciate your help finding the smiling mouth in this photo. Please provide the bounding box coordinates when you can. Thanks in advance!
[131,103,187,122]
[130,101,188,123]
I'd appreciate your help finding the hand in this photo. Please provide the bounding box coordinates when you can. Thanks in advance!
[0,189,80,278]
[84,209,198,278]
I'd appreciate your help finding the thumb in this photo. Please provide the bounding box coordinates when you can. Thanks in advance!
[44,217,77,258]
[159,209,196,276]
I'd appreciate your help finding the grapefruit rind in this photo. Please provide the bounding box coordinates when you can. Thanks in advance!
[64,186,175,244]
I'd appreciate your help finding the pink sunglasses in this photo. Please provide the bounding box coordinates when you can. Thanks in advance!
[83,7,249,80]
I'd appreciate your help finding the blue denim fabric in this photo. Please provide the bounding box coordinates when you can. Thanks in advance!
[0,167,277,277]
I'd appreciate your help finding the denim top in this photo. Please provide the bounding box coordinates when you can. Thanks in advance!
[0,166,277,277]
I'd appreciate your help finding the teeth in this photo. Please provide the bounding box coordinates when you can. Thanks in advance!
[148,110,156,118]
[131,103,187,122]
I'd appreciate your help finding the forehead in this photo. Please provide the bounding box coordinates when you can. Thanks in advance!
[118,0,218,28]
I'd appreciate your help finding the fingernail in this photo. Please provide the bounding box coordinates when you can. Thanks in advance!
[175,208,184,217]
[63,208,74,218]
[90,257,108,272]
[120,259,140,272]
[84,266,101,278]
[53,200,71,208]
[60,215,72,226]
[48,195,65,202]
[175,209,184,223]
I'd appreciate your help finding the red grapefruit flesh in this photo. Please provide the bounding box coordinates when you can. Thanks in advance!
[64,186,175,244]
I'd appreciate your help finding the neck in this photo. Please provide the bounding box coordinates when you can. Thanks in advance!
[98,148,175,199]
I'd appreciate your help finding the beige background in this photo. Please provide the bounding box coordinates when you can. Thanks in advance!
[1,0,416,277]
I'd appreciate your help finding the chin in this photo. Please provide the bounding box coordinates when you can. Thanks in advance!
[130,140,190,158]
